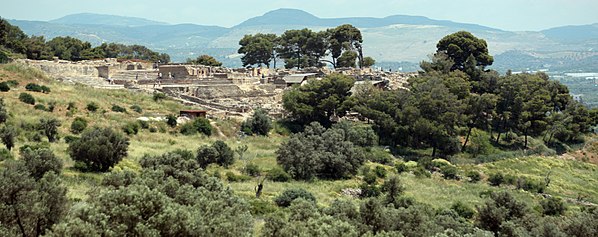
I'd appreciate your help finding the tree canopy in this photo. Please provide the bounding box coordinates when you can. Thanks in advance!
[436,31,493,71]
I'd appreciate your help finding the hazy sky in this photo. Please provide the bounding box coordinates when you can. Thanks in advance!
[2,0,597,31]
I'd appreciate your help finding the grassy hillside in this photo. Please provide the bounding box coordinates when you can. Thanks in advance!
[0,62,597,215]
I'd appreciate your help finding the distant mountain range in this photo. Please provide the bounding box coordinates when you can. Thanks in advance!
[5,9,598,72]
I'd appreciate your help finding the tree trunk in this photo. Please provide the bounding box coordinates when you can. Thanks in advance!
[524,130,528,149]
[462,127,473,151]
[432,145,437,157]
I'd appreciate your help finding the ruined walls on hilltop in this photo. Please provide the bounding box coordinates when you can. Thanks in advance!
[15,59,100,78]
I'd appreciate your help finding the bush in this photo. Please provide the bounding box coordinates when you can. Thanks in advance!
[68,127,129,172]
[40,85,51,93]
[86,102,99,112]
[19,92,35,105]
[196,140,234,168]
[25,83,43,92]
[153,92,167,101]
[276,122,365,180]
[130,105,142,113]
[137,120,149,129]
[451,201,475,219]
[47,101,56,112]
[0,125,17,151]
[0,82,10,92]
[396,162,408,173]
[413,166,431,178]
[166,114,177,127]
[6,80,18,87]
[267,167,291,182]
[34,104,47,111]
[241,108,272,136]
[122,121,140,135]
[180,117,212,136]
[245,163,261,177]
[111,105,126,113]
[0,148,13,161]
[70,117,87,134]
[67,102,77,111]
[63,135,79,144]
[38,117,61,142]
[541,197,566,216]
[374,166,387,178]
[225,171,251,182]
[466,170,482,183]
[488,172,504,186]
[274,188,316,207]
[440,165,459,180]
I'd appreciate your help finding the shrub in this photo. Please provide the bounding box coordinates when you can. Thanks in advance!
[276,122,365,180]
[466,170,482,183]
[541,197,566,216]
[451,201,475,219]
[70,117,88,134]
[0,82,10,92]
[180,117,212,136]
[245,163,261,176]
[67,102,77,111]
[86,102,99,112]
[6,80,18,87]
[19,92,35,105]
[130,105,142,113]
[68,127,129,172]
[363,170,378,184]
[0,148,13,161]
[122,121,140,135]
[137,120,149,129]
[196,140,234,168]
[166,114,177,127]
[0,125,17,151]
[38,117,61,142]
[153,92,167,101]
[241,108,272,136]
[40,85,51,93]
[34,104,47,111]
[374,166,387,178]
[25,83,43,92]
[440,165,459,180]
[488,172,504,186]
[47,101,56,112]
[20,147,62,179]
[413,166,431,178]
[267,167,292,182]
[226,171,251,182]
[63,135,79,144]
[111,105,126,113]
[396,162,408,173]
[274,188,316,207]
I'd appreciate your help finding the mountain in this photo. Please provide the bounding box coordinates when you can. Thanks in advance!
[7,9,598,71]
[50,13,168,27]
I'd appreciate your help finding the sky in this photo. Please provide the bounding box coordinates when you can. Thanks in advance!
[1,0,597,31]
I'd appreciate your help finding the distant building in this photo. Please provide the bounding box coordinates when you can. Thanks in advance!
[274,73,318,87]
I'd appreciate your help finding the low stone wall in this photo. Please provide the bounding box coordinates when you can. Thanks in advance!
[15,59,100,78]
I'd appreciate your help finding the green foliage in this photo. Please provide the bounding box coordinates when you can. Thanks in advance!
[152,92,167,102]
[0,148,13,161]
[238,33,278,67]
[337,50,358,68]
[541,197,566,216]
[110,104,126,113]
[373,166,387,178]
[38,117,61,142]
[0,82,9,92]
[165,114,177,127]
[18,92,35,104]
[476,191,528,234]
[466,170,481,183]
[451,201,475,219]
[196,140,235,168]
[278,28,327,69]
[362,57,376,67]
[436,31,493,71]
[0,98,7,124]
[282,73,355,127]
[226,171,251,182]
[276,122,365,180]
[245,163,261,176]
[274,188,316,207]
[0,124,17,150]
[21,147,63,180]
[129,104,142,113]
[34,103,46,111]
[86,102,98,112]
[122,121,140,135]
[188,54,223,66]
[440,165,459,180]
[180,117,212,136]
[488,172,504,186]
[267,167,292,182]
[241,108,272,136]
[68,127,129,172]
[70,117,87,134]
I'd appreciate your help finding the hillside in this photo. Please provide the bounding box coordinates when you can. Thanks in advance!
[7,9,598,70]
[0,62,597,224]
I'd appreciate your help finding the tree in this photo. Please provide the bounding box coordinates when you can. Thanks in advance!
[68,127,129,172]
[0,98,8,124]
[196,140,234,168]
[274,188,316,207]
[0,158,67,237]
[362,57,376,68]
[188,54,222,67]
[276,122,365,180]
[23,36,52,60]
[38,117,61,143]
[0,125,16,151]
[241,108,272,136]
[0,18,28,54]
[21,147,63,180]
[238,33,278,68]
[70,117,88,134]
[282,73,355,128]
[476,191,528,234]
[436,31,493,71]
[278,29,327,69]
[327,24,364,68]
[46,36,92,61]
[165,114,178,128]
[337,51,358,68]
